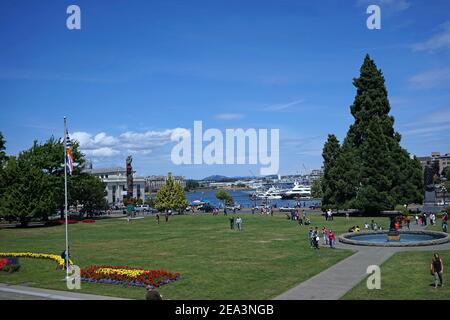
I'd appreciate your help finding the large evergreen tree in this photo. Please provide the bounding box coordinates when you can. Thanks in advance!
[321,134,341,208]
[322,55,423,214]
[0,131,6,165]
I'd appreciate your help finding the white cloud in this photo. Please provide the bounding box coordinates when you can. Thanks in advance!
[409,68,450,89]
[412,22,450,52]
[356,0,410,13]
[71,128,184,158]
[82,147,120,157]
[260,99,304,112]
[71,132,118,149]
[400,108,450,137]
[214,113,244,120]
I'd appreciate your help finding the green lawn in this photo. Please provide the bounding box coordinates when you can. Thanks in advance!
[0,213,381,300]
[343,249,450,300]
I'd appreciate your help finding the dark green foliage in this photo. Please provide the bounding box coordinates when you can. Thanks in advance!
[311,178,323,199]
[0,134,107,224]
[71,173,107,216]
[0,156,55,226]
[155,174,188,213]
[215,189,234,206]
[185,179,200,191]
[0,131,6,165]
[443,167,450,181]
[321,55,423,213]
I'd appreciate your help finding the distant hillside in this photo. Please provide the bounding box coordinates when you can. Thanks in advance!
[202,175,231,182]
[202,175,259,182]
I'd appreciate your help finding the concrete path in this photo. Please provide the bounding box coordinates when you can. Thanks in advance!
[275,247,397,300]
[0,283,128,300]
[276,223,450,300]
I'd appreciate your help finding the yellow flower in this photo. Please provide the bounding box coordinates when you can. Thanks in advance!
[0,252,73,267]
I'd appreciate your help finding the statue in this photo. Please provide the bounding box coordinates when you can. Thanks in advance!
[126,155,133,203]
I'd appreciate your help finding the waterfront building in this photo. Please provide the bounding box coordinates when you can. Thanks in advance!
[418,152,450,175]
[86,167,146,205]
[146,174,186,192]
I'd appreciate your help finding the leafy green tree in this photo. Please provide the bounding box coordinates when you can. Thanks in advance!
[443,167,450,181]
[0,136,107,223]
[71,173,107,216]
[146,194,155,207]
[0,157,55,226]
[155,174,188,213]
[444,181,450,194]
[215,189,233,206]
[185,179,200,191]
[20,136,86,218]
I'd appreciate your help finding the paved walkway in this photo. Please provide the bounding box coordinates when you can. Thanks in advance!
[275,223,450,300]
[0,283,128,300]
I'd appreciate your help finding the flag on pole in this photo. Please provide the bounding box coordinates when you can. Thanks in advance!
[65,130,73,175]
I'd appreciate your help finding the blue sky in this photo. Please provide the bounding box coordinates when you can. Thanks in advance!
[1,0,449,179]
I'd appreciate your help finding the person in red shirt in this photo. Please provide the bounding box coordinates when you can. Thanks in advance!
[328,230,336,248]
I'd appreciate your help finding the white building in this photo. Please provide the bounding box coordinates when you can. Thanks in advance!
[146,174,186,192]
[86,167,146,205]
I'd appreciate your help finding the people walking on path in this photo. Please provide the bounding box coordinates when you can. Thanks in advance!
[415,214,419,225]
[431,253,444,288]
[442,212,449,233]
[236,217,242,231]
[156,213,160,224]
[312,228,320,249]
[328,230,336,248]
[321,226,328,245]
[308,227,313,248]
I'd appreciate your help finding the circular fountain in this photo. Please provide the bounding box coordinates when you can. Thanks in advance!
[339,230,450,247]
[339,211,450,247]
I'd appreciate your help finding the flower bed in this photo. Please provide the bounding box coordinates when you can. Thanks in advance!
[81,219,96,223]
[0,252,72,268]
[0,257,20,273]
[80,265,181,288]
[54,219,79,225]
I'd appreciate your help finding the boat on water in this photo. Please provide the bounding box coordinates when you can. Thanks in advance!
[281,182,311,199]
[252,186,284,200]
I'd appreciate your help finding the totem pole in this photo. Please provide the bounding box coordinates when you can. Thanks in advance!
[127,156,134,215]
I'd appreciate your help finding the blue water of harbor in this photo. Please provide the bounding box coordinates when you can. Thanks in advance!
[185,190,322,208]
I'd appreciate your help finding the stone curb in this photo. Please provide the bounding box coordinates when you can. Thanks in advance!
[338,230,450,247]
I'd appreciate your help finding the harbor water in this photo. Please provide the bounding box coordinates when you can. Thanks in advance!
[185,189,322,208]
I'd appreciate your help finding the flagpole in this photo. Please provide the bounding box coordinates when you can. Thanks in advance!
[64,116,69,279]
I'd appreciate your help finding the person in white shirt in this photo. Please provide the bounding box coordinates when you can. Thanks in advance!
[236,217,243,231]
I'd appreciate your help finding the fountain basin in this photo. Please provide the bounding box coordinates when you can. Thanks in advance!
[339,230,450,247]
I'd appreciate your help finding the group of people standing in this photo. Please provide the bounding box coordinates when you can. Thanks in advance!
[308,226,336,249]
[229,216,243,231]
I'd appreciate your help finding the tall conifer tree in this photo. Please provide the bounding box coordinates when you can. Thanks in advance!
[322,54,423,213]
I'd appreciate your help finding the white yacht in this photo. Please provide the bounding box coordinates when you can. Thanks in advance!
[282,182,311,199]
[255,186,283,199]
